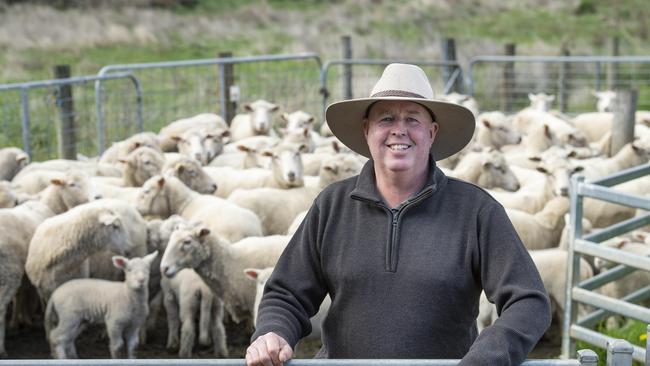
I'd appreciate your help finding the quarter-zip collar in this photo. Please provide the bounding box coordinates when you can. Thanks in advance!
[350,152,448,272]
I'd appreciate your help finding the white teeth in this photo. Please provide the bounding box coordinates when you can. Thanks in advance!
[389,144,410,151]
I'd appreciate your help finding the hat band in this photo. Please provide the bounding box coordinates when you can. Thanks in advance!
[370,90,426,99]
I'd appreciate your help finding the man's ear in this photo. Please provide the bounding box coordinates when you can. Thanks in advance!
[362,119,369,139]
[430,122,439,140]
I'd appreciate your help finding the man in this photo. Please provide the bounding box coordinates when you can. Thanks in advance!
[246,63,551,366]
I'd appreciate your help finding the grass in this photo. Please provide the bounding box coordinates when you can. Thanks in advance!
[576,319,647,366]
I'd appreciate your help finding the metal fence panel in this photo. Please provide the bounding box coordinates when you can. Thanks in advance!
[468,56,650,115]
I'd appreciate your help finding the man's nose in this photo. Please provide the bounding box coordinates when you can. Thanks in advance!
[390,120,407,135]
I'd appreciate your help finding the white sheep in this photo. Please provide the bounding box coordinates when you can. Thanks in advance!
[281,110,316,131]
[440,92,480,117]
[506,196,570,250]
[512,108,588,148]
[527,92,555,111]
[487,165,555,214]
[228,153,363,235]
[204,143,307,198]
[173,127,230,165]
[160,227,289,325]
[99,132,162,164]
[229,100,279,141]
[158,113,228,152]
[161,268,227,358]
[0,181,19,208]
[474,111,521,149]
[25,204,131,303]
[163,156,218,194]
[136,175,262,243]
[208,147,265,170]
[449,148,520,191]
[221,135,280,155]
[0,147,29,181]
[118,146,165,187]
[45,251,158,359]
[14,159,121,180]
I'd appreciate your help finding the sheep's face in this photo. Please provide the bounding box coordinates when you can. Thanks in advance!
[113,251,158,291]
[319,154,363,186]
[53,171,96,209]
[160,227,210,278]
[0,182,18,208]
[266,145,306,188]
[283,111,315,131]
[528,93,555,111]
[594,91,617,113]
[99,212,130,256]
[479,115,521,148]
[245,100,279,134]
[204,129,229,163]
[131,148,165,186]
[477,152,520,192]
[177,130,209,165]
[137,176,170,217]
[170,159,217,194]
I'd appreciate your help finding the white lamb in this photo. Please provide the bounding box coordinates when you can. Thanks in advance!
[228,153,363,235]
[45,251,158,359]
[449,148,520,191]
[0,173,96,357]
[0,147,29,181]
[136,175,262,242]
[204,143,307,198]
[229,100,280,141]
[118,146,165,187]
[173,127,230,165]
[506,196,570,250]
[99,132,162,164]
[512,108,588,148]
[158,113,228,152]
[24,204,131,303]
[14,159,121,180]
[281,110,316,132]
[527,92,555,111]
[160,227,289,325]
[473,111,521,150]
[0,181,19,208]
[487,165,555,214]
[163,156,218,194]
[161,268,227,358]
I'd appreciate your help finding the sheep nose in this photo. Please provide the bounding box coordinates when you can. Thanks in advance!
[94,193,103,200]
[211,183,218,193]
[560,187,569,196]
[287,172,296,182]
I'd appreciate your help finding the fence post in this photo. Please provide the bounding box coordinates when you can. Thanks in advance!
[558,47,570,113]
[607,36,620,89]
[218,52,236,125]
[609,89,637,156]
[442,38,462,93]
[54,65,77,160]
[607,339,634,366]
[342,35,353,100]
[500,43,516,112]
[577,349,599,366]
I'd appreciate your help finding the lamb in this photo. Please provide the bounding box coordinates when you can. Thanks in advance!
[473,111,521,149]
[512,108,588,147]
[118,146,165,187]
[487,165,555,214]
[448,149,520,191]
[99,132,162,164]
[582,175,650,228]
[0,181,19,208]
[13,159,121,180]
[163,156,217,194]
[24,204,131,303]
[204,143,307,198]
[506,196,570,250]
[45,251,158,359]
[571,112,614,143]
[594,239,650,301]
[281,110,316,132]
[158,113,228,152]
[0,147,29,181]
[173,127,230,165]
[208,146,265,169]
[573,139,650,182]
[136,175,262,243]
[161,268,227,358]
[160,226,289,325]
[245,267,330,343]
[222,135,280,155]
[228,153,363,235]
[229,99,280,141]
[527,92,555,111]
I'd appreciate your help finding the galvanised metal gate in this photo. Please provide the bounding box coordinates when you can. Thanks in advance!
[564,163,650,363]
[468,56,650,115]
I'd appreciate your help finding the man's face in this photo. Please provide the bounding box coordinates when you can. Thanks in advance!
[363,100,438,176]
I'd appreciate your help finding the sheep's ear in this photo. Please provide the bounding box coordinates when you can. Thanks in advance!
[566,150,577,158]
[112,256,129,269]
[220,130,231,138]
[143,250,158,265]
[281,112,289,121]
[16,155,28,163]
[197,227,211,238]
[99,213,118,226]
[157,177,166,188]
[536,166,549,174]
[244,268,261,280]
[261,150,274,157]
[332,141,340,153]
[527,155,542,162]
[302,127,309,137]
[175,164,185,174]
[528,93,535,101]
[543,124,551,138]
[244,103,253,112]
[270,104,280,112]
[171,136,182,142]
[50,178,65,186]
[298,144,308,153]
[481,119,491,129]
[236,144,251,153]
[117,158,131,165]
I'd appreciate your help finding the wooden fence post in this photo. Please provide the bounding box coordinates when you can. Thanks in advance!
[558,47,570,113]
[442,38,463,93]
[54,65,76,160]
[500,43,516,112]
[342,35,353,100]
[609,89,637,156]
[607,36,620,89]
[218,51,236,124]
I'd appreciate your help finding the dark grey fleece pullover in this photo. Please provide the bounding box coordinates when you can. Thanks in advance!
[253,156,551,365]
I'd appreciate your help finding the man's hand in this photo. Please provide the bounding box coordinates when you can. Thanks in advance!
[246,332,294,366]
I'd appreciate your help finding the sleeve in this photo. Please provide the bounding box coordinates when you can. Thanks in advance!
[459,202,552,366]
[250,200,328,348]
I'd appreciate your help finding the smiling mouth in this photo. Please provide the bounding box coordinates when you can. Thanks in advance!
[387,143,412,151]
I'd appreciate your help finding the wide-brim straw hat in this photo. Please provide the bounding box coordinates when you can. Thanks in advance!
[325,63,475,160]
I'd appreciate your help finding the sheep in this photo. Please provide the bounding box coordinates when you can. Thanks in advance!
[161,268,227,358]
[24,204,131,303]
[287,210,308,235]
[173,127,230,165]
[281,127,316,153]
[222,135,280,155]
[571,112,614,143]
[440,92,480,117]
[474,111,521,149]
[506,196,570,250]
[448,148,520,191]
[204,143,307,198]
[99,132,162,164]
[0,147,29,181]
[13,159,121,180]
[163,156,218,194]
[136,175,262,243]
[118,146,165,187]
[582,175,650,228]
[160,226,288,325]
[208,146,265,169]
[45,251,158,359]
[229,99,279,141]
[487,165,555,214]
[527,92,555,111]
[281,110,316,132]
[245,266,330,343]
[0,181,19,208]
[512,108,588,148]
[228,153,363,235]
[158,113,229,152]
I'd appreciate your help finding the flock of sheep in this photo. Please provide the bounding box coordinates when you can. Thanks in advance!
[0,89,649,359]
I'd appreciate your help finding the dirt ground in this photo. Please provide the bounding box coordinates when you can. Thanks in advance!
[5,314,562,360]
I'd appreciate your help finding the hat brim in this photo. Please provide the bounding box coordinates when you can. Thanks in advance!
[325,96,476,161]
